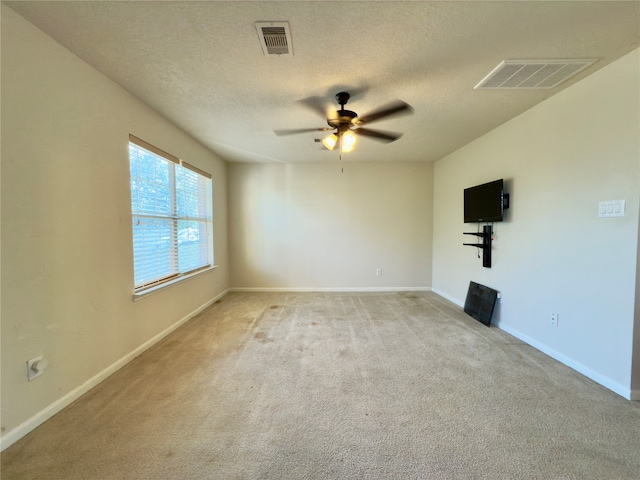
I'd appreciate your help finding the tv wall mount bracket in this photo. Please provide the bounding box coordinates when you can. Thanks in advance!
[463,225,493,268]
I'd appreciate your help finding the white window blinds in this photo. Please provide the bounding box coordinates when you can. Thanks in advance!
[128,135,213,293]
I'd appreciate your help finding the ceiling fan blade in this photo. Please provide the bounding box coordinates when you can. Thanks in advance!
[297,96,332,119]
[357,100,414,125]
[274,127,333,136]
[355,128,403,143]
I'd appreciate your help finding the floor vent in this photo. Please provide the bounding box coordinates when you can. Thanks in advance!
[255,22,292,56]
[475,59,596,89]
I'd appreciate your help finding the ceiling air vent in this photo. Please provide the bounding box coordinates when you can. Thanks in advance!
[255,21,292,56]
[475,59,596,89]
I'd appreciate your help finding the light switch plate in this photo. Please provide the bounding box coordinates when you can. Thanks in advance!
[598,200,625,217]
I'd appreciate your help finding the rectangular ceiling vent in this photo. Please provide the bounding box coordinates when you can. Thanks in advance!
[255,22,292,56]
[475,59,596,90]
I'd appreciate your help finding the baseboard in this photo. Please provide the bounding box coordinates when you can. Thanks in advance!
[496,323,632,400]
[431,288,463,307]
[230,287,432,293]
[430,289,633,401]
[0,288,230,452]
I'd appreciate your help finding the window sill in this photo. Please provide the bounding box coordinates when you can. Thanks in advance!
[132,265,218,302]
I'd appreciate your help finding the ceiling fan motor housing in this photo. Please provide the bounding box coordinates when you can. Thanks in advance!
[327,92,358,130]
[328,109,357,130]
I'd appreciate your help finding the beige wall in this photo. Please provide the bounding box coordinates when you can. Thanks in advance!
[229,162,433,290]
[1,5,229,445]
[633,208,640,398]
[433,49,640,398]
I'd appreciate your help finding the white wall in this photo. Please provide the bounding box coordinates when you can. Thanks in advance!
[229,162,433,290]
[433,49,640,398]
[1,5,229,447]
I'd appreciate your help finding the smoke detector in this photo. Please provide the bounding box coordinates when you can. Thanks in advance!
[475,59,596,89]
[255,21,293,56]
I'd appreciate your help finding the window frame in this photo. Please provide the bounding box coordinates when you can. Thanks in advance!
[128,134,214,299]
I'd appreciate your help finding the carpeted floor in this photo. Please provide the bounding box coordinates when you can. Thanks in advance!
[2,292,640,479]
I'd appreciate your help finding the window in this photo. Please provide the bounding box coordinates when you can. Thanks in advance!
[128,135,213,294]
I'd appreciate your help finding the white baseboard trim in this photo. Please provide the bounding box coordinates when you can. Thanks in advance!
[429,289,633,401]
[230,287,432,293]
[431,288,463,307]
[496,323,632,400]
[0,288,230,452]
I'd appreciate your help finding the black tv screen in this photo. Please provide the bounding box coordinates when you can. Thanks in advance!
[464,179,504,223]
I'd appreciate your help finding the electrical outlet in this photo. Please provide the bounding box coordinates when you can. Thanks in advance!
[27,355,48,381]
[550,313,558,327]
[376,268,382,276]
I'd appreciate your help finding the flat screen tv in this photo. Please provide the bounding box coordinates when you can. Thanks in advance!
[464,281,498,327]
[464,179,505,223]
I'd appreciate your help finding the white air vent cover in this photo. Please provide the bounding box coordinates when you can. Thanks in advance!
[255,21,292,56]
[475,59,596,89]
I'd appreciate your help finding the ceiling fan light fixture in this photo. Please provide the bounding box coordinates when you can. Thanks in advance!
[322,133,338,151]
[342,131,357,153]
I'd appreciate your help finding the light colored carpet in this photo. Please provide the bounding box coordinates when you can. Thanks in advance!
[2,292,640,479]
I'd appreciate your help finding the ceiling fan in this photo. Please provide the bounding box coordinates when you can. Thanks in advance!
[274,92,413,153]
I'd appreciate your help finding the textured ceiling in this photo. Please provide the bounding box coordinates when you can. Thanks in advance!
[5,1,640,163]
